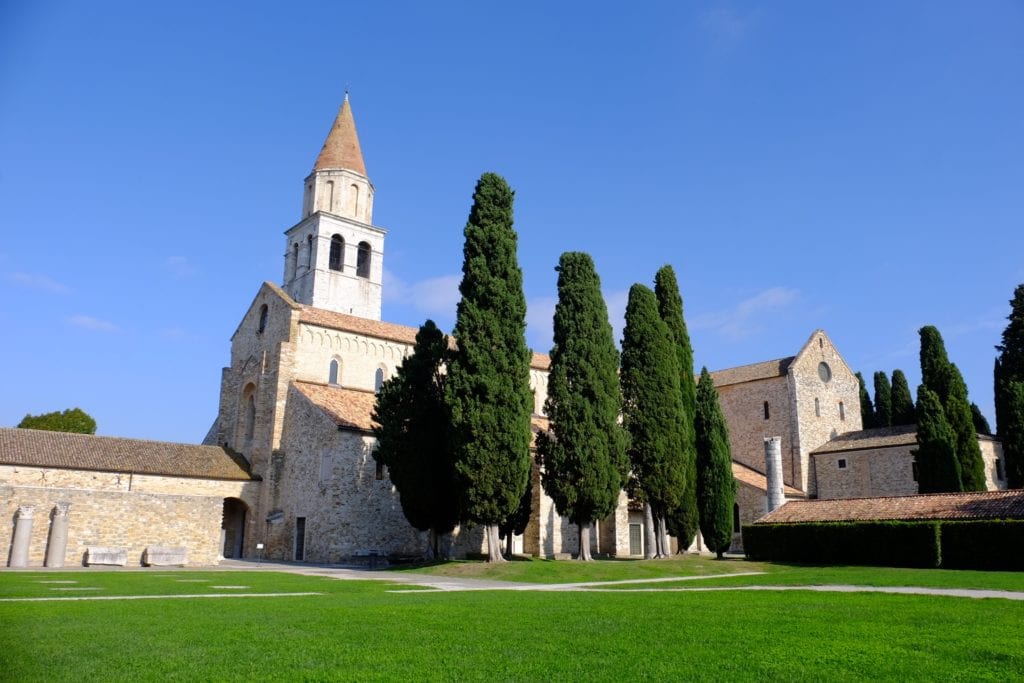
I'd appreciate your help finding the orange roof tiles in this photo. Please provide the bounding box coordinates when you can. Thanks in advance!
[293,381,378,432]
[757,490,1024,524]
[313,95,367,176]
[732,461,805,497]
[0,428,254,481]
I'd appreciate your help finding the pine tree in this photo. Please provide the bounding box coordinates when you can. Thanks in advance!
[537,252,629,561]
[970,403,992,436]
[17,408,96,434]
[995,284,1024,487]
[694,368,736,559]
[913,385,962,493]
[654,265,699,551]
[372,320,458,559]
[856,372,876,429]
[620,284,685,558]
[445,173,533,562]
[890,370,915,426]
[873,371,892,428]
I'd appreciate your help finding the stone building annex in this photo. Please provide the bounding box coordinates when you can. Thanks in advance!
[1,99,1009,567]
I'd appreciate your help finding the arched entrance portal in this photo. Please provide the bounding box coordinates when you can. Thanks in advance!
[221,498,248,559]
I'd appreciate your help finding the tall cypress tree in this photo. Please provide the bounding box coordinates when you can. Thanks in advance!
[919,325,952,399]
[970,403,992,436]
[445,173,533,562]
[913,385,962,493]
[537,252,629,561]
[856,372,876,429]
[654,265,699,551]
[695,368,735,559]
[372,320,458,559]
[995,284,1024,487]
[620,284,685,558]
[873,371,892,428]
[891,370,915,426]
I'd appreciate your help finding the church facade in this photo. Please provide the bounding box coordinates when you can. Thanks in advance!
[1,100,1008,567]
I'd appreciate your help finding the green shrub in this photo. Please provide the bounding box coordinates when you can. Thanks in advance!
[940,521,1024,571]
[743,522,941,568]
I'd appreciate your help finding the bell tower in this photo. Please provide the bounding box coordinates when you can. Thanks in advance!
[282,95,385,319]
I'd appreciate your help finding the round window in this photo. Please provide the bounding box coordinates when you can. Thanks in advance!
[818,362,832,383]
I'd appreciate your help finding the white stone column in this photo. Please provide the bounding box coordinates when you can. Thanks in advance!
[45,503,71,568]
[9,505,35,567]
[764,437,785,514]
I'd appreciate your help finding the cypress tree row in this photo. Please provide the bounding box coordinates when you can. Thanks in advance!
[654,265,699,551]
[372,320,459,559]
[537,252,629,561]
[995,284,1024,487]
[620,284,685,559]
[918,326,986,491]
[873,371,892,428]
[445,173,533,562]
[913,386,963,493]
[890,370,916,426]
[695,368,736,559]
[856,372,876,429]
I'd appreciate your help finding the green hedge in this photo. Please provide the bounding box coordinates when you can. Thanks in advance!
[743,521,940,568]
[940,521,1024,571]
[744,520,1024,570]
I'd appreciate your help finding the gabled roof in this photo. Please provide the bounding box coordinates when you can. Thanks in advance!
[0,428,254,481]
[710,357,794,387]
[313,94,367,176]
[298,305,552,371]
[732,461,805,497]
[811,424,918,454]
[757,490,1024,523]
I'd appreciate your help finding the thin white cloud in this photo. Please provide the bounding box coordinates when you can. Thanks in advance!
[7,271,70,294]
[164,256,197,278]
[68,314,119,333]
[383,269,461,320]
[691,287,799,341]
[699,7,760,48]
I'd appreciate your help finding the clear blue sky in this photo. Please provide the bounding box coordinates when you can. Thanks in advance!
[1,2,1022,442]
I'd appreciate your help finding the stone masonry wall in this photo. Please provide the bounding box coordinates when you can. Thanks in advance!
[813,447,917,500]
[717,376,794,483]
[980,437,1008,491]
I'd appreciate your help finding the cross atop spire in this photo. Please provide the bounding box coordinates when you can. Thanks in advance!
[313,94,367,176]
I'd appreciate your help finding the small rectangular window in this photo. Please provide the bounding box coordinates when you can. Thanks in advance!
[320,454,333,483]
[996,458,1006,481]
[837,458,847,470]
[375,461,385,481]
[628,523,643,556]
[294,517,306,561]
[839,401,846,421]
[763,402,770,420]
[814,398,820,417]
[912,458,920,482]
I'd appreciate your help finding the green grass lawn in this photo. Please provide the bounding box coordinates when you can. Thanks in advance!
[2,566,1023,681]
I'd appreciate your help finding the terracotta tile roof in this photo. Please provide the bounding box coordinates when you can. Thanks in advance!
[298,306,551,370]
[313,95,367,176]
[811,424,918,454]
[293,381,378,432]
[732,461,805,497]
[757,490,1024,524]
[710,357,794,387]
[0,428,254,481]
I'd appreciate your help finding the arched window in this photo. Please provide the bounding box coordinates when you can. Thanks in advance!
[240,383,256,448]
[349,184,360,215]
[374,367,386,392]
[357,241,371,278]
[763,401,770,420]
[258,304,268,334]
[329,235,344,271]
[329,359,340,385]
[325,180,335,212]
[306,235,314,269]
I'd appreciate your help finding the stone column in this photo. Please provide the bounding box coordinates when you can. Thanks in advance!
[9,505,35,567]
[764,437,785,514]
[45,503,71,568]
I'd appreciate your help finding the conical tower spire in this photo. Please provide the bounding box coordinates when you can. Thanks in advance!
[313,94,367,176]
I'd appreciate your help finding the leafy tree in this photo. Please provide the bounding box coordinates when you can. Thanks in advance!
[855,373,876,429]
[537,253,629,561]
[620,284,685,558]
[444,173,533,563]
[913,386,962,493]
[654,265,699,551]
[995,284,1024,487]
[890,370,915,426]
[873,371,892,428]
[694,368,736,559]
[499,471,534,557]
[17,408,96,434]
[970,403,992,436]
[372,320,458,559]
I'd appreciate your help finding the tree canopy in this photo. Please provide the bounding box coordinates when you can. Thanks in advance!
[17,408,96,434]
[444,172,533,562]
